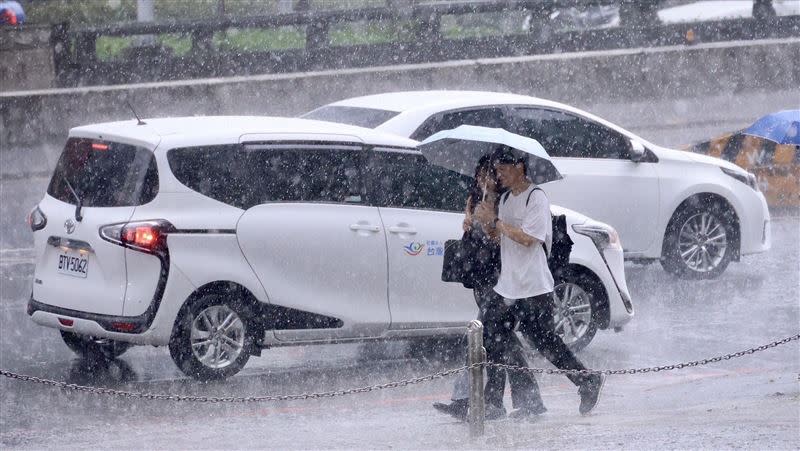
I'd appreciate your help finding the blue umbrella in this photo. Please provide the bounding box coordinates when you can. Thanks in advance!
[417,125,563,185]
[743,110,800,145]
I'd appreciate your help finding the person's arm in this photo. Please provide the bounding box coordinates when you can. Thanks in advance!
[475,191,547,247]
[474,202,532,244]
[463,197,473,232]
[493,219,540,247]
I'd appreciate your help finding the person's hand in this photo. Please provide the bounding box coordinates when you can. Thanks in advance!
[473,202,495,229]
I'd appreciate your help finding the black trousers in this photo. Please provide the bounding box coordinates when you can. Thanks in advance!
[509,292,590,388]
[475,287,545,410]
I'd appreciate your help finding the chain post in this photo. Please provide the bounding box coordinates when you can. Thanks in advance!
[467,320,485,438]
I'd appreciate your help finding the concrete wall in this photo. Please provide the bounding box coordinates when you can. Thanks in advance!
[0,26,56,92]
[1,37,798,177]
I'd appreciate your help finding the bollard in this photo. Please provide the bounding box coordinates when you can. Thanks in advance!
[467,320,485,438]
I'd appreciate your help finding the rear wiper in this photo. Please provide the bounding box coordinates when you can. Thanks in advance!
[63,177,83,222]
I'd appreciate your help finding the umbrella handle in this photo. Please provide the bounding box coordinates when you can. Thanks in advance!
[482,181,487,202]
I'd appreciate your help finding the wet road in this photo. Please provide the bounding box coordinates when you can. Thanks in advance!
[1,177,798,448]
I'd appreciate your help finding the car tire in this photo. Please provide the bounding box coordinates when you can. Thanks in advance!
[661,203,734,279]
[550,271,601,352]
[60,331,131,360]
[169,293,254,381]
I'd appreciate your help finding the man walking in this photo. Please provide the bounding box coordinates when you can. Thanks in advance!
[433,155,545,421]
[474,147,605,417]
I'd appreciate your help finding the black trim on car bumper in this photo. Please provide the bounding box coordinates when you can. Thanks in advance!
[171,229,236,234]
[28,297,153,333]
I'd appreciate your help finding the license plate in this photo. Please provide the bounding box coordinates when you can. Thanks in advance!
[57,250,89,278]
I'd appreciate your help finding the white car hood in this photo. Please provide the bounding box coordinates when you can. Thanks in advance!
[652,145,747,174]
[551,204,590,227]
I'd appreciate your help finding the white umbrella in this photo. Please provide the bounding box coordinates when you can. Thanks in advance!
[417,125,563,186]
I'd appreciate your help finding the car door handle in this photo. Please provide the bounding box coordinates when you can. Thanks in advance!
[388,226,417,235]
[349,224,381,233]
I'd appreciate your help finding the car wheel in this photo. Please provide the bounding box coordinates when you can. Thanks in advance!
[60,331,131,360]
[661,205,734,279]
[169,294,254,380]
[551,271,601,352]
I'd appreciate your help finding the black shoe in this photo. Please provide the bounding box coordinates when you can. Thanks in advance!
[578,374,606,415]
[484,404,507,421]
[433,399,468,421]
[508,403,548,419]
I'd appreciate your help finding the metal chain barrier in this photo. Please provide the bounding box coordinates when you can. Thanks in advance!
[488,333,800,376]
[0,333,797,403]
[0,365,472,403]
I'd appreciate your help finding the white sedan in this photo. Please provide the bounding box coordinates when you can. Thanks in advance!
[303,91,772,278]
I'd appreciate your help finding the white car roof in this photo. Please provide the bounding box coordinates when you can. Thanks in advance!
[329,90,568,113]
[328,90,657,148]
[69,116,419,151]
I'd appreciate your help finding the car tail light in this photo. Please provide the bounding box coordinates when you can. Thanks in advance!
[110,322,138,332]
[27,205,47,232]
[124,225,159,249]
[100,220,175,256]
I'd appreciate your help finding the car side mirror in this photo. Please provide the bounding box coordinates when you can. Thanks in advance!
[629,140,646,162]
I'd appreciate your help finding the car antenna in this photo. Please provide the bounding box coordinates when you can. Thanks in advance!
[126,100,146,125]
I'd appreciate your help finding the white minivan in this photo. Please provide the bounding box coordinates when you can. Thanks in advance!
[28,116,633,380]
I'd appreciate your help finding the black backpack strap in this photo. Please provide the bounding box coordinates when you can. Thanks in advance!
[526,186,542,207]
[503,186,543,206]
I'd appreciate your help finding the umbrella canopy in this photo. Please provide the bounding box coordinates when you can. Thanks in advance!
[417,125,563,185]
[743,110,800,145]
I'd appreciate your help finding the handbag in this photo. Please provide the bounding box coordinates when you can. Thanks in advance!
[441,237,468,284]
[441,229,500,289]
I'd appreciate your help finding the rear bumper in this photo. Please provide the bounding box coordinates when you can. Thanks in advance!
[28,238,172,336]
[28,297,151,334]
[28,260,197,346]
[29,298,162,346]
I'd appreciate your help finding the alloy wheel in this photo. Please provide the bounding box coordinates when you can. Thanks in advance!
[552,282,593,346]
[190,305,246,369]
[678,212,728,273]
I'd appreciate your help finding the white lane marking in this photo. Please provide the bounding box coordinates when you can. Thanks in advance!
[0,248,34,254]
[0,248,35,266]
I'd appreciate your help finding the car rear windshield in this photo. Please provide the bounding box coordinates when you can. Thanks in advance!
[301,106,399,129]
[47,138,159,207]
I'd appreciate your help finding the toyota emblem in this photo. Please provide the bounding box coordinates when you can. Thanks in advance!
[64,219,76,234]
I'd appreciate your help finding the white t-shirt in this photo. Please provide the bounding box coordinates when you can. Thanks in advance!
[493,184,554,300]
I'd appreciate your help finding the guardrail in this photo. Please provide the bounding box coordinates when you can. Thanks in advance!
[49,0,800,87]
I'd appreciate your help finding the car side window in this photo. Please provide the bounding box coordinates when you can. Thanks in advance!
[513,108,630,159]
[410,108,507,141]
[246,147,363,204]
[168,145,363,209]
[365,151,471,212]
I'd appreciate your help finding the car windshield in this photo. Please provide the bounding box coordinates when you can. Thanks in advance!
[301,105,399,128]
[47,137,158,207]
